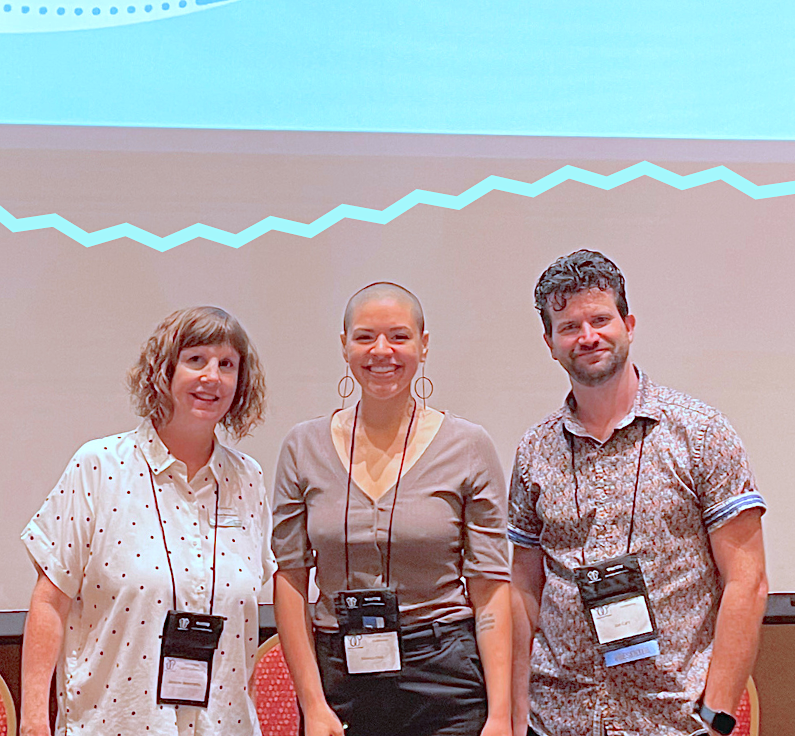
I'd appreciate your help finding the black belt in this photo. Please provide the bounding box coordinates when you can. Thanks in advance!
[317,618,475,654]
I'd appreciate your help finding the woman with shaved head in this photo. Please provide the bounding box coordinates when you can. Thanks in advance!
[272,283,512,736]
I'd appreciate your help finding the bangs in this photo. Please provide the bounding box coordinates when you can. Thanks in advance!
[178,309,247,356]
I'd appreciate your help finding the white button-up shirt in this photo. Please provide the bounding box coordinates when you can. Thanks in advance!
[23,420,276,736]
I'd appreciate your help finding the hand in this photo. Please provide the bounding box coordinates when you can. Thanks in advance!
[480,714,512,736]
[19,715,52,736]
[303,702,346,736]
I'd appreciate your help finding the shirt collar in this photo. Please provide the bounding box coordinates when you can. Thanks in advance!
[136,418,226,482]
[562,368,661,441]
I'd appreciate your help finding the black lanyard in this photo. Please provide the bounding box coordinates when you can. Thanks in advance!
[343,400,417,589]
[145,461,220,614]
[568,419,648,566]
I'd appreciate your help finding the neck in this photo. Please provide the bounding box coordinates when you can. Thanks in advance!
[570,362,639,442]
[154,418,216,480]
[358,392,416,442]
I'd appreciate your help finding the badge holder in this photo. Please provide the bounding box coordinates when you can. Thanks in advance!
[575,553,660,667]
[157,610,226,707]
[334,588,402,675]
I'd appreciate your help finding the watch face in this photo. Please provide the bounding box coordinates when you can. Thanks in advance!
[712,711,736,735]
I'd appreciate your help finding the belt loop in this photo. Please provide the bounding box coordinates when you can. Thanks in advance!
[432,621,442,649]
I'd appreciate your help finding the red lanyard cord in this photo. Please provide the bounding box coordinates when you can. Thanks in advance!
[146,462,220,614]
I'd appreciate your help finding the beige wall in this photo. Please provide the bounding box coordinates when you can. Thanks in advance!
[2,126,794,608]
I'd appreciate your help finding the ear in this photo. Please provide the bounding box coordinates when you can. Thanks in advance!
[624,314,636,343]
[543,331,555,356]
[421,331,429,362]
[340,332,348,362]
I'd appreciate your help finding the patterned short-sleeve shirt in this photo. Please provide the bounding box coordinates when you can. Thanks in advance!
[508,371,766,736]
[22,420,276,736]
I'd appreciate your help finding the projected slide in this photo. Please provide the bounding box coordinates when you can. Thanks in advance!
[1,0,239,33]
[2,0,794,611]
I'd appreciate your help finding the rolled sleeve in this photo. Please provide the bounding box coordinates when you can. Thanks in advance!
[461,426,510,581]
[271,432,315,570]
[21,446,98,599]
[695,412,766,533]
[508,437,542,548]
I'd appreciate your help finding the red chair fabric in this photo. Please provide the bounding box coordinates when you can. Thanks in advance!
[253,634,300,736]
[734,676,760,736]
[0,673,16,736]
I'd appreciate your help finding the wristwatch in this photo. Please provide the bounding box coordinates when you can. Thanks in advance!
[697,702,736,735]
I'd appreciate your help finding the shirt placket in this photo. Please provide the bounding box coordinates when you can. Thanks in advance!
[372,497,392,588]
[577,440,627,736]
[163,469,214,613]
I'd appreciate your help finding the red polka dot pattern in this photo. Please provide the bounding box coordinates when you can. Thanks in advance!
[21,420,277,735]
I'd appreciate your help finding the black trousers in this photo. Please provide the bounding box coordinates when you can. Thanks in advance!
[315,620,487,736]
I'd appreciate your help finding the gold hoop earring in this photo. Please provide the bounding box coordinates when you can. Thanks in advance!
[413,363,434,410]
[337,365,355,408]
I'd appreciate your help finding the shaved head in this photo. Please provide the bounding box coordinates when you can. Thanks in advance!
[343,282,425,335]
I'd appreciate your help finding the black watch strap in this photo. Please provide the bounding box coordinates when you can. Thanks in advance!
[698,703,736,735]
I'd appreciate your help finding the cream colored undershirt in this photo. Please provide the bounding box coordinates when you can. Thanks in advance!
[330,405,445,500]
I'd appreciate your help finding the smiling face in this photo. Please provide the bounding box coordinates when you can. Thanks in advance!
[341,296,428,403]
[168,343,241,430]
[544,288,635,387]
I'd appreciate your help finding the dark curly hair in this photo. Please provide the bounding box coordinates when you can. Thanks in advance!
[127,306,266,440]
[534,250,629,335]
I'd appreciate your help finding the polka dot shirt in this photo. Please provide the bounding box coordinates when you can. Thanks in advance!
[22,419,276,736]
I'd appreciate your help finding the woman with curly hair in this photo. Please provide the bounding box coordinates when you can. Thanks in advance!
[20,306,274,736]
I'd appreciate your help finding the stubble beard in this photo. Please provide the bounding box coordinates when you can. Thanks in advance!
[566,344,629,387]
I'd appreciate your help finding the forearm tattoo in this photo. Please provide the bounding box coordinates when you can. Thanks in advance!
[476,611,496,634]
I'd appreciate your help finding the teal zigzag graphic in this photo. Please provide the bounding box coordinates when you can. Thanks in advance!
[2,161,794,252]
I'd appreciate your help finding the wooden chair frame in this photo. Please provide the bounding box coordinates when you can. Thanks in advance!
[0,673,17,736]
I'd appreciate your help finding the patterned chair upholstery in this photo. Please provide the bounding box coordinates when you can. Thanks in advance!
[253,634,300,736]
[0,672,16,736]
[734,675,760,736]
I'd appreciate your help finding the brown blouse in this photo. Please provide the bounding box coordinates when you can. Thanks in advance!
[272,412,510,631]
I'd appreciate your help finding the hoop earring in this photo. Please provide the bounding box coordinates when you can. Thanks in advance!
[413,363,434,410]
[337,365,355,408]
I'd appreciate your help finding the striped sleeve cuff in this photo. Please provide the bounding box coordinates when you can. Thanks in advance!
[508,524,541,548]
[703,492,767,533]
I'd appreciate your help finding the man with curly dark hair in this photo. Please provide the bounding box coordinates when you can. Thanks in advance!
[509,251,768,736]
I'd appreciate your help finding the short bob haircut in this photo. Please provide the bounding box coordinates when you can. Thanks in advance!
[534,250,629,336]
[128,306,266,440]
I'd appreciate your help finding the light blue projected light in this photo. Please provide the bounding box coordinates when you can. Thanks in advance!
[2,162,794,252]
[0,0,239,31]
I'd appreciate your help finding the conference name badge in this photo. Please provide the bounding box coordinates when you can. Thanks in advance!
[334,589,402,675]
[574,553,660,667]
[157,610,225,707]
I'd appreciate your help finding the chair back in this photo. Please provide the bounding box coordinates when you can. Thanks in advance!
[253,634,300,736]
[734,675,760,736]
[0,672,17,736]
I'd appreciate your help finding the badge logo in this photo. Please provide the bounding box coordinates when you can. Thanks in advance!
[345,596,358,609]
[178,617,190,631]
[587,569,601,583]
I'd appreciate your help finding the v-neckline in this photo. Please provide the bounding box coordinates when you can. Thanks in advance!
[327,410,446,503]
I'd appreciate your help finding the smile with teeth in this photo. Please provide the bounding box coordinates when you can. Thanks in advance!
[367,365,400,374]
[192,392,220,402]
